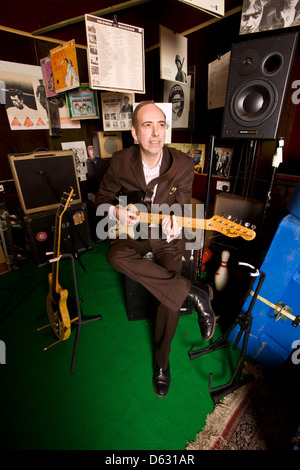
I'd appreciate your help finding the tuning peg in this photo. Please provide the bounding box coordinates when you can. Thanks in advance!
[244,222,250,228]
[227,214,232,220]
[251,224,256,231]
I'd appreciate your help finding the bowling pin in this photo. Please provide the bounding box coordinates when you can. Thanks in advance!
[214,250,230,291]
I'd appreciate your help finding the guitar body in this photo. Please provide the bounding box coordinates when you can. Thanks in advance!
[46,273,71,341]
[45,187,74,342]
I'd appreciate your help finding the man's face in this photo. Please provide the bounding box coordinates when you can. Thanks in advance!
[240,3,263,33]
[10,94,24,109]
[131,103,166,159]
[172,93,182,114]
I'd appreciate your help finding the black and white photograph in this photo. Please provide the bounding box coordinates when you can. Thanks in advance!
[213,146,234,177]
[164,79,190,128]
[159,25,188,83]
[240,0,300,34]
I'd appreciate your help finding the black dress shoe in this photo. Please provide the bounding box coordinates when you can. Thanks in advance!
[187,284,216,341]
[152,362,171,397]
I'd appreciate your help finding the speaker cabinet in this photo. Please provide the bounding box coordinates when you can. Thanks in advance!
[92,131,123,159]
[222,32,298,140]
[23,203,92,266]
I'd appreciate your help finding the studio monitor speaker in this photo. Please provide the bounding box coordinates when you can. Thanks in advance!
[221,32,298,140]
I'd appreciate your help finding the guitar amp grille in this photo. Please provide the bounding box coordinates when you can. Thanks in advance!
[23,203,92,266]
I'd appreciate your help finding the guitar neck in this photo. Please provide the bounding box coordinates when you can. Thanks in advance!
[51,213,61,294]
[138,212,207,230]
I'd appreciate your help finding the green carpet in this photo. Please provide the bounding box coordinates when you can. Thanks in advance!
[0,241,242,450]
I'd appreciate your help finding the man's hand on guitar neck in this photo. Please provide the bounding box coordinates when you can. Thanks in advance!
[162,215,182,242]
[115,205,140,227]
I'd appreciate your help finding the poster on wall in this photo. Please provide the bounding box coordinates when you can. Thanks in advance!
[213,146,234,178]
[61,141,88,181]
[0,60,49,130]
[85,14,145,93]
[179,0,224,17]
[67,84,100,120]
[40,56,56,98]
[101,92,134,130]
[159,25,188,83]
[50,39,80,93]
[208,51,231,109]
[168,143,206,174]
[163,79,190,128]
[239,0,300,34]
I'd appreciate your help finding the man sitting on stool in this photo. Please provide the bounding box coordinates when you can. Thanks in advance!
[95,101,215,397]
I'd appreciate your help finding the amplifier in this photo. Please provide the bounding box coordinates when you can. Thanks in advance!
[124,258,194,321]
[23,202,92,266]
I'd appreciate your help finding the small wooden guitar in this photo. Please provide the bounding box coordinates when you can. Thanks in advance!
[109,203,256,241]
[46,187,74,342]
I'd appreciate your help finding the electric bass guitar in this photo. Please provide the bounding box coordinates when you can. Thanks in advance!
[109,193,256,241]
[46,187,74,342]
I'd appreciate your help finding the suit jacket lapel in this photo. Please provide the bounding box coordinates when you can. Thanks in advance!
[129,145,147,190]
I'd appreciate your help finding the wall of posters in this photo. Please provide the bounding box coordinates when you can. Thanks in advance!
[85,14,145,93]
[0,60,80,131]
[50,39,80,93]
[101,92,134,130]
[67,84,100,120]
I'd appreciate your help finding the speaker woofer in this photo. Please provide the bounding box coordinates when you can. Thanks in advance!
[230,79,277,126]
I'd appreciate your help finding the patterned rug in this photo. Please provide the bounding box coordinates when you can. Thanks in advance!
[187,364,300,451]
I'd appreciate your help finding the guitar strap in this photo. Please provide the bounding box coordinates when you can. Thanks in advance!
[144,147,180,204]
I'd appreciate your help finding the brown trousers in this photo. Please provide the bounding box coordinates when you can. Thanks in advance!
[107,237,191,369]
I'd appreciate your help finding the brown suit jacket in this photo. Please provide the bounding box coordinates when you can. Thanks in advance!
[95,144,195,210]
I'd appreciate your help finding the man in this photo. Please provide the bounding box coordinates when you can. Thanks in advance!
[239,0,264,34]
[175,55,187,83]
[95,101,215,397]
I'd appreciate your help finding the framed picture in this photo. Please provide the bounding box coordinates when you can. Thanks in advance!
[67,84,100,120]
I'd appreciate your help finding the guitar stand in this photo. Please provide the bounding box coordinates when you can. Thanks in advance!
[39,253,102,372]
[61,253,102,373]
[188,263,266,404]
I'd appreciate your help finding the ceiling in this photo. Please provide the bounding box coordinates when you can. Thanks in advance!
[1,0,243,49]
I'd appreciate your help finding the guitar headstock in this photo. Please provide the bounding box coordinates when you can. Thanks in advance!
[57,186,74,217]
[209,214,256,241]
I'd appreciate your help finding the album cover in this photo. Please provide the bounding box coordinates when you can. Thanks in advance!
[50,39,80,93]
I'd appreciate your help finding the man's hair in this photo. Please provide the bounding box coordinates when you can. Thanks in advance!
[132,100,166,130]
